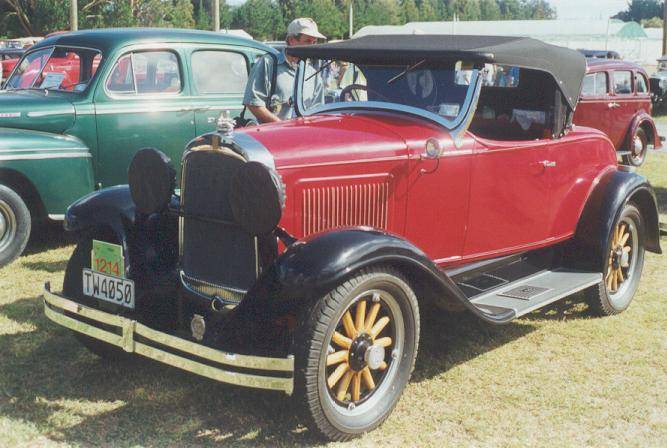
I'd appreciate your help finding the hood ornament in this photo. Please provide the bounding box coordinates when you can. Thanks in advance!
[217,110,235,137]
[211,110,235,150]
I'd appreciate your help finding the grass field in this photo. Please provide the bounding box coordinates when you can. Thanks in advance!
[1,154,666,447]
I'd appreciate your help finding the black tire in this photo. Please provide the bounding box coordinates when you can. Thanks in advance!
[622,127,648,167]
[293,266,420,441]
[63,235,131,360]
[0,184,31,268]
[586,203,645,316]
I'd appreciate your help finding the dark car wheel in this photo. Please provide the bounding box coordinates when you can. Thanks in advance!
[622,128,648,167]
[63,235,130,360]
[293,266,420,441]
[586,203,645,316]
[0,184,31,268]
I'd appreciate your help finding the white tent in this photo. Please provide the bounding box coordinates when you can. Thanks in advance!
[355,19,661,64]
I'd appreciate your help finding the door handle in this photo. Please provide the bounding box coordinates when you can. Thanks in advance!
[607,102,620,109]
[540,160,557,168]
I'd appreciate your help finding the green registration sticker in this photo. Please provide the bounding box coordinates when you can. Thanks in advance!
[91,240,125,278]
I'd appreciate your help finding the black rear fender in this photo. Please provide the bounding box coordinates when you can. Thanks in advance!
[566,169,661,272]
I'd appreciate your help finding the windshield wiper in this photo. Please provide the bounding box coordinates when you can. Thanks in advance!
[305,59,334,82]
[387,59,426,85]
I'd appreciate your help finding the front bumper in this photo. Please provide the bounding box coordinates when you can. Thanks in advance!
[43,283,294,394]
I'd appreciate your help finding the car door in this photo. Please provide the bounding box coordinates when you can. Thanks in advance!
[463,136,551,258]
[94,47,195,188]
[573,71,611,137]
[187,47,257,133]
[404,132,473,263]
[609,69,635,148]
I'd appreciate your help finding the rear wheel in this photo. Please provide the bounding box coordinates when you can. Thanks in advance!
[63,235,130,360]
[622,127,648,167]
[293,267,419,441]
[0,184,31,268]
[586,203,645,316]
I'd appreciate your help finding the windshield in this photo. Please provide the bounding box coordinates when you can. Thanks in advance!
[4,46,102,92]
[297,58,482,128]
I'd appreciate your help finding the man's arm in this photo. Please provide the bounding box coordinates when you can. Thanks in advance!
[247,105,281,123]
[243,55,278,124]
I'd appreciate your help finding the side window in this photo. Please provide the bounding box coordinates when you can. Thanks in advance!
[105,50,181,95]
[583,72,608,96]
[106,54,134,93]
[595,72,608,95]
[613,71,632,94]
[635,73,648,94]
[581,74,595,96]
[191,50,248,94]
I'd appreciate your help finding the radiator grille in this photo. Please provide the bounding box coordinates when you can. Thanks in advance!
[180,148,257,298]
[302,182,389,236]
[181,272,245,304]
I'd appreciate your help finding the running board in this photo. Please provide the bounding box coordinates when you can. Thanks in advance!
[469,269,602,318]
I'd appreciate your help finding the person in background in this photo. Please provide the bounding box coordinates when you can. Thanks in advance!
[243,18,325,123]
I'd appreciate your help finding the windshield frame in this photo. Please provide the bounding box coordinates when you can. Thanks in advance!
[4,44,104,94]
[294,59,482,132]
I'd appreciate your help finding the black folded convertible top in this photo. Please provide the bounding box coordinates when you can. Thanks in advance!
[286,35,586,108]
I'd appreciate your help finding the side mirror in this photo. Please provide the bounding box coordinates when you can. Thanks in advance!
[419,138,444,175]
[420,138,443,160]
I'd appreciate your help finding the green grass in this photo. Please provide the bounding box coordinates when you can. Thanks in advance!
[1,155,666,447]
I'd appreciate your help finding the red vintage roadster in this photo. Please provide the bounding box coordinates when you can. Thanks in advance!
[43,35,661,440]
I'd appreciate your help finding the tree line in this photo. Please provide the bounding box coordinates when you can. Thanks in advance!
[613,0,665,28]
[1,0,557,40]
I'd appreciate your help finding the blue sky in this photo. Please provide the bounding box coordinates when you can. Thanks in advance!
[227,1,633,21]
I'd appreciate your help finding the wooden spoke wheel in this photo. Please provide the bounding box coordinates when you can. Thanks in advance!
[294,267,419,441]
[587,203,645,316]
[325,290,396,405]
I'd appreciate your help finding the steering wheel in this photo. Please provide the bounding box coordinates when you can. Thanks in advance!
[340,84,390,102]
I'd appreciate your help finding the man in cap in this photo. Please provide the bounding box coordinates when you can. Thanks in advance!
[243,18,325,123]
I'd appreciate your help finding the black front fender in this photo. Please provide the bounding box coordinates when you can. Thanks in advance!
[567,168,662,272]
[65,185,179,285]
[217,228,515,354]
[65,186,136,271]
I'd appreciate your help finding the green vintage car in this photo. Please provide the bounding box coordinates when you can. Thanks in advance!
[0,28,272,266]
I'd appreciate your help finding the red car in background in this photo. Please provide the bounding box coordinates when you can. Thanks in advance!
[0,48,24,84]
[574,59,660,166]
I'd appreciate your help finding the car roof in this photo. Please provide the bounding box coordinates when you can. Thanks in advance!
[287,34,586,108]
[585,58,646,74]
[30,28,272,55]
[0,48,24,56]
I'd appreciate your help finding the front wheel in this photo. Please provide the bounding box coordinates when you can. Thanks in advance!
[586,203,645,316]
[0,184,31,268]
[622,127,648,167]
[293,267,420,441]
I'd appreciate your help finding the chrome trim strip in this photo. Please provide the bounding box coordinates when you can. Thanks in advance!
[48,214,64,220]
[95,106,194,115]
[0,147,87,153]
[0,152,91,161]
[227,131,276,170]
[43,284,294,394]
[27,109,73,118]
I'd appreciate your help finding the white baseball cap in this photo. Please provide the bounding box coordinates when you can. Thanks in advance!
[287,18,326,40]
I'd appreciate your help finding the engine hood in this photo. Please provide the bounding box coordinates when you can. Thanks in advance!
[241,113,413,169]
[0,89,75,134]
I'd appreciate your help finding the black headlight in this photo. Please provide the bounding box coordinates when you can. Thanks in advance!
[128,147,176,215]
[229,161,285,236]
